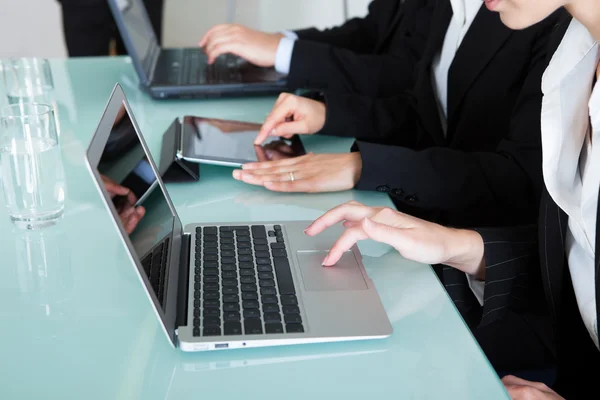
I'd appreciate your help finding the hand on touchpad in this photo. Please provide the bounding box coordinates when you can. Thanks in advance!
[296,251,367,292]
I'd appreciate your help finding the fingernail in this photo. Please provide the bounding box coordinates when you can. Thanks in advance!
[232,170,241,179]
[322,255,330,266]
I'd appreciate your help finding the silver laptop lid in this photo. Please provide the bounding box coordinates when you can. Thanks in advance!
[108,0,161,85]
[85,84,184,346]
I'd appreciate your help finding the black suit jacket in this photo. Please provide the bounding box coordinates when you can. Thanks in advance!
[319,1,563,228]
[442,17,600,397]
[286,0,435,96]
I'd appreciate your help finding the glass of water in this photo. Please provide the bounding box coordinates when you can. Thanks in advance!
[0,103,66,229]
[2,58,54,105]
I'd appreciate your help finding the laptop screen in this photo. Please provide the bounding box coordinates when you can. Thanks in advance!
[97,103,175,312]
[110,0,159,79]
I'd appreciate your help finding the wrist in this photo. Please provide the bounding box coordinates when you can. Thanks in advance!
[351,153,362,185]
[445,229,485,280]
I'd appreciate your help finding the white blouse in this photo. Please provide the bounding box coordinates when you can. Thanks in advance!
[541,19,599,349]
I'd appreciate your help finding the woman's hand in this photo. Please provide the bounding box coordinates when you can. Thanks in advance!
[502,376,564,400]
[305,201,485,278]
[199,24,283,66]
[254,94,326,145]
[232,153,362,193]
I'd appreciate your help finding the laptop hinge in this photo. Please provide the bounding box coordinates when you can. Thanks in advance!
[176,233,191,328]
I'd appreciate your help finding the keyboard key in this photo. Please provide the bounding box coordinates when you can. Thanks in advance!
[263,303,280,313]
[265,323,284,334]
[204,300,219,308]
[261,295,278,304]
[224,311,241,321]
[272,249,287,257]
[256,258,271,265]
[223,303,239,312]
[221,238,234,244]
[204,308,220,317]
[204,292,219,300]
[268,231,276,237]
[274,225,282,231]
[204,261,218,269]
[260,287,277,295]
[219,226,233,232]
[239,255,253,262]
[237,248,252,255]
[257,265,272,272]
[203,227,217,235]
[258,272,274,280]
[222,257,236,264]
[231,226,249,231]
[276,236,285,243]
[203,316,221,326]
[237,242,251,248]
[204,235,218,242]
[286,323,304,333]
[204,282,219,291]
[240,276,256,284]
[194,274,202,283]
[194,299,201,307]
[236,230,250,236]
[273,257,295,295]
[196,227,202,235]
[263,312,281,323]
[239,262,254,269]
[203,269,218,276]
[254,239,268,245]
[203,327,221,336]
[223,287,238,295]
[241,284,256,292]
[259,279,275,288]
[221,244,235,251]
[283,305,300,314]
[243,300,259,309]
[204,254,218,261]
[284,314,302,324]
[222,279,238,287]
[193,327,200,336]
[193,317,200,327]
[223,294,239,303]
[222,270,237,279]
[242,291,258,300]
[220,231,234,238]
[243,309,260,319]
[203,248,218,255]
[194,309,201,317]
[251,225,267,239]
[280,295,298,305]
[255,251,270,258]
[224,321,242,335]
[270,243,285,249]
[222,264,236,271]
[203,275,219,283]
[254,244,269,251]
[194,290,201,300]
[239,269,255,276]
[244,319,263,334]
[204,241,218,248]
[221,250,235,257]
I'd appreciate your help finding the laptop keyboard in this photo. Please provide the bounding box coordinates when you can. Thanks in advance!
[182,50,242,85]
[192,225,304,337]
[141,237,170,307]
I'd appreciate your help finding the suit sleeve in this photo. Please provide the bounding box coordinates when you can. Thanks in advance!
[336,24,551,222]
[287,0,431,97]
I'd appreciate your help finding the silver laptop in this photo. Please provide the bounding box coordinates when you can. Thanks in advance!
[108,0,287,99]
[85,85,392,352]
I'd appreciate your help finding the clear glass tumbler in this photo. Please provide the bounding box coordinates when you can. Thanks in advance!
[2,58,54,105]
[0,103,66,229]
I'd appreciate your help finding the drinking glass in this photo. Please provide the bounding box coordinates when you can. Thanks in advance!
[0,103,66,229]
[2,58,54,105]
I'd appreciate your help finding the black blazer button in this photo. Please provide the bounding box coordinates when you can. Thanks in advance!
[391,188,405,196]
[406,195,419,202]
[376,185,390,193]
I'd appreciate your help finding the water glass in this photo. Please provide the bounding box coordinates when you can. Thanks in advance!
[2,58,54,105]
[0,103,66,229]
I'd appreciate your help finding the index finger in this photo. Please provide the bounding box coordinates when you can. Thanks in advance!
[104,180,131,197]
[305,202,374,236]
[199,24,229,47]
[322,226,368,266]
[256,102,295,144]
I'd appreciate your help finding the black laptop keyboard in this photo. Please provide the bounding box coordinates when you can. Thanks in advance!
[182,50,242,85]
[192,225,304,337]
[141,237,170,307]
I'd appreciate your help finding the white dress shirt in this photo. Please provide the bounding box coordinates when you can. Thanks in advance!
[468,19,600,349]
[274,31,298,75]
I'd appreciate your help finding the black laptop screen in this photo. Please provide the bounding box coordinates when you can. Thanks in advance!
[98,103,174,310]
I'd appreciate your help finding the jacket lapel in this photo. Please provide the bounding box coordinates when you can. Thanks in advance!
[375,0,406,53]
[446,6,512,122]
[540,189,568,324]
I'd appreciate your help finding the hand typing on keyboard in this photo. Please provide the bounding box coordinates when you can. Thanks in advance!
[199,24,283,67]
[101,174,145,234]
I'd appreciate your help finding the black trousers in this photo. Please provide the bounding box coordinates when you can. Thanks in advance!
[58,0,164,57]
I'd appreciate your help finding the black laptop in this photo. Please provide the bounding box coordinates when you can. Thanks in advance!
[107,0,287,99]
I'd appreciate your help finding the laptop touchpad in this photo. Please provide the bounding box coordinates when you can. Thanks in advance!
[296,251,367,291]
